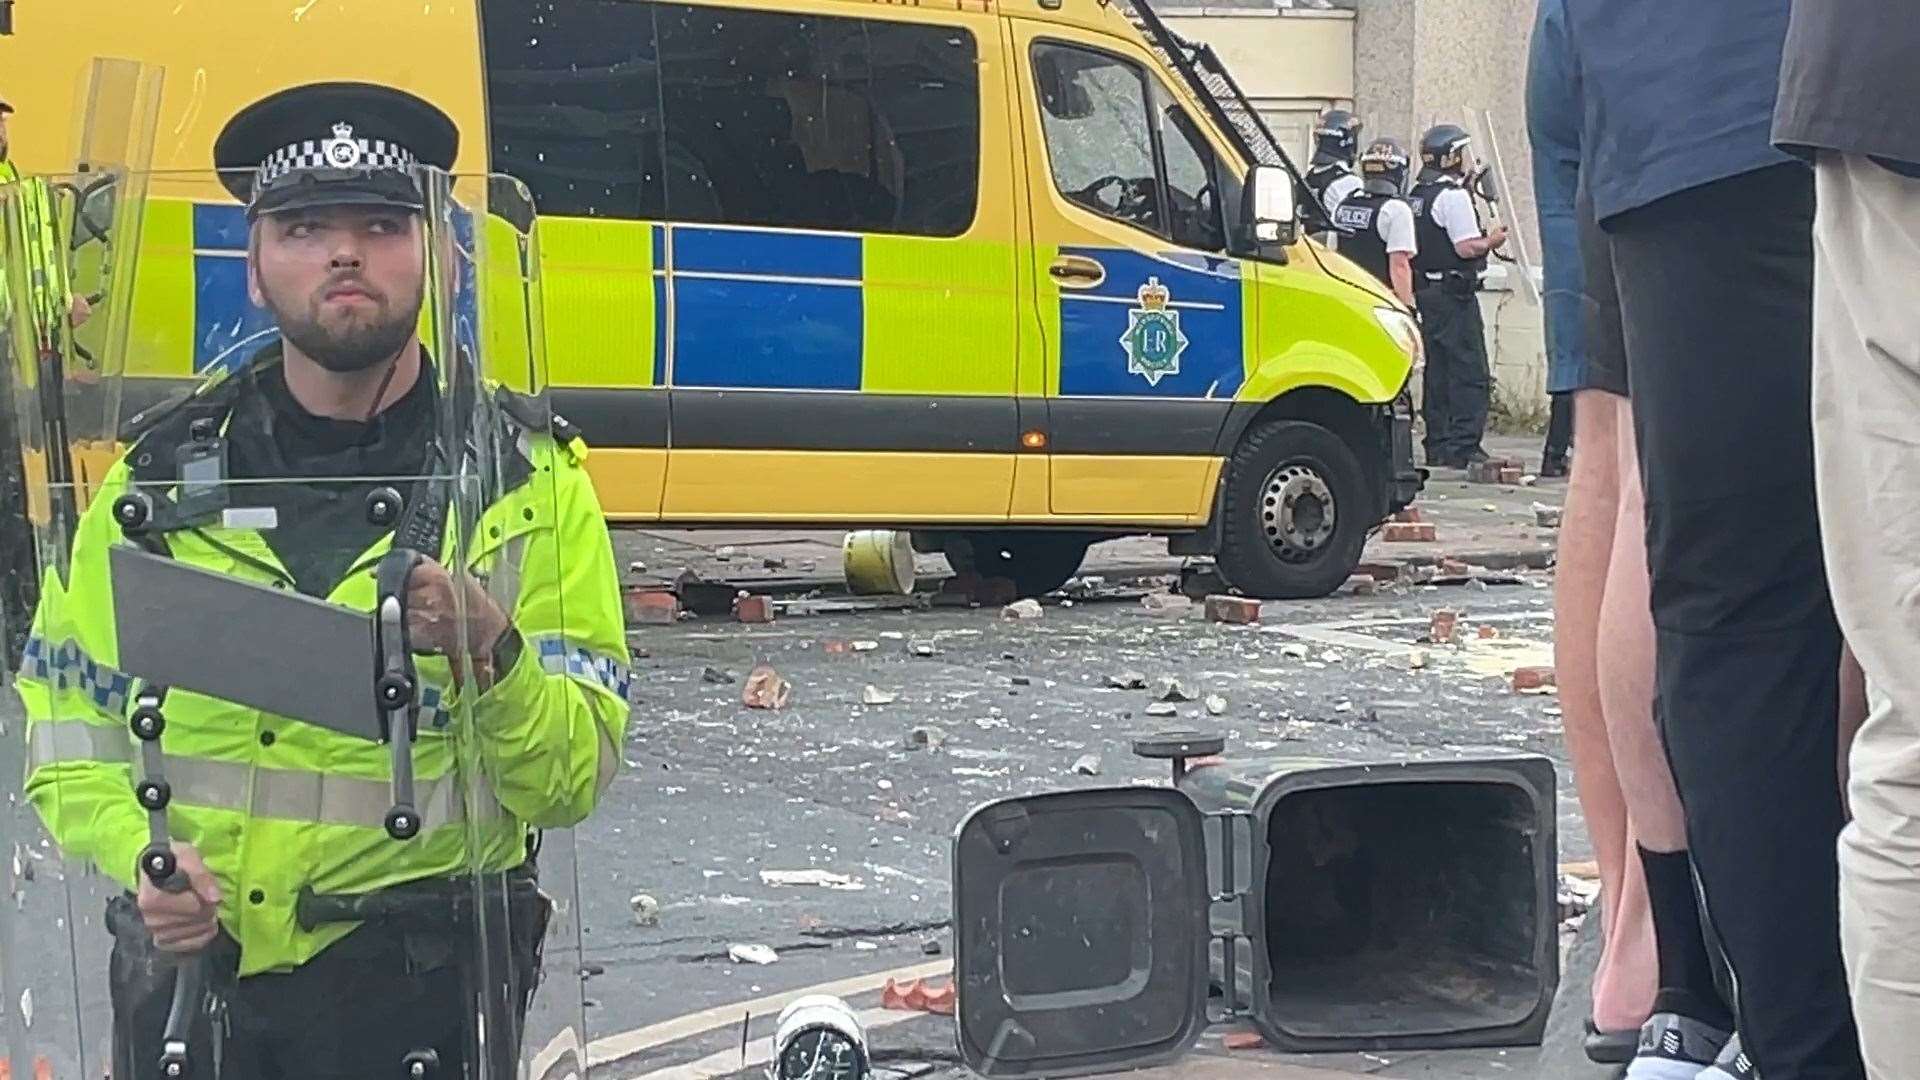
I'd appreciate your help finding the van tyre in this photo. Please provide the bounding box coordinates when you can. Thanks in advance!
[947,531,1091,599]
[1216,420,1369,599]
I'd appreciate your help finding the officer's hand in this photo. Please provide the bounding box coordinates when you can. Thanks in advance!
[137,842,222,953]
[406,557,511,670]
[69,295,92,327]
[1487,223,1510,250]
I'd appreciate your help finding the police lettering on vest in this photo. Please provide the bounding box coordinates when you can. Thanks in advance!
[1334,193,1393,284]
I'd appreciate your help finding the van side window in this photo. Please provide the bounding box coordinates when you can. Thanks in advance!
[1032,44,1163,237]
[480,0,668,221]
[653,4,980,236]
[1159,102,1225,253]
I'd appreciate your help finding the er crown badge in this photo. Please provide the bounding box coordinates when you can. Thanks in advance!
[322,122,363,169]
[1121,276,1189,387]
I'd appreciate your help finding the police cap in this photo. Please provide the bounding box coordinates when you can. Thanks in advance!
[213,82,458,218]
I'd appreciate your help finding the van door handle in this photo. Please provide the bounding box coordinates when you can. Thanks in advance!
[1048,255,1106,289]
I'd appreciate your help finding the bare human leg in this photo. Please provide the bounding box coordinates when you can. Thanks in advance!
[1556,388,1657,1033]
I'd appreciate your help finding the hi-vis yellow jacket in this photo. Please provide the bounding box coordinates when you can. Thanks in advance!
[0,161,67,330]
[15,369,632,976]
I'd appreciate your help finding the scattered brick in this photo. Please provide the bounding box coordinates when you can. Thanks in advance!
[731,593,774,624]
[1478,624,1499,639]
[742,665,792,709]
[1512,666,1557,692]
[1391,507,1424,523]
[1467,460,1505,484]
[1223,1031,1267,1051]
[1382,522,1437,543]
[1429,609,1460,644]
[1355,561,1401,582]
[1205,595,1261,625]
[1535,506,1563,528]
[1499,467,1524,485]
[1439,558,1471,577]
[624,588,680,625]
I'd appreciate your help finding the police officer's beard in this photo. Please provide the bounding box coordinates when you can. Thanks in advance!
[267,279,424,374]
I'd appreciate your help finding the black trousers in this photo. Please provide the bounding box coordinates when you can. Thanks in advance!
[1608,163,1862,1079]
[1417,285,1491,463]
[109,896,536,1080]
[1542,392,1573,464]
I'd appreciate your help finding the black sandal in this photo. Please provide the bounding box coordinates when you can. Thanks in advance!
[1584,1018,1639,1064]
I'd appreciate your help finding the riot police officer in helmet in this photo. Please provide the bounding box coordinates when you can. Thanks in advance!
[1304,107,1363,233]
[1329,137,1417,308]
[1407,123,1508,468]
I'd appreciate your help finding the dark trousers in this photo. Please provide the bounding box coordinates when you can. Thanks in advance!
[108,896,535,1080]
[1542,392,1573,464]
[1417,285,1491,463]
[1608,163,1862,1079]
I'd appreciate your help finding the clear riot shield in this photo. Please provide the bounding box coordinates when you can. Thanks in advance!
[1,151,602,1078]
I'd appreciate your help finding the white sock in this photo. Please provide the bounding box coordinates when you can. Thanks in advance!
[1626,1058,1714,1080]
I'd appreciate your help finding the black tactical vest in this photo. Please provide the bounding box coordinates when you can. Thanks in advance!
[1407,179,1485,279]
[1330,191,1397,287]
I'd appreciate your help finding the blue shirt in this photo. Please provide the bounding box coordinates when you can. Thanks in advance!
[1564,0,1797,225]
[1526,0,1585,394]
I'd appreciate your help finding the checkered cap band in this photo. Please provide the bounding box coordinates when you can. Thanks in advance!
[253,131,419,197]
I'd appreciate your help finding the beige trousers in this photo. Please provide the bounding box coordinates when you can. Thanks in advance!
[1813,152,1920,1078]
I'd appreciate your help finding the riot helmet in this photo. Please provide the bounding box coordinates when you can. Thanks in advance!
[1418,123,1473,182]
[1358,137,1409,196]
[1312,108,1361,168]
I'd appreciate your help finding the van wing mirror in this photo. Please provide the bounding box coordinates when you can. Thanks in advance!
[1244,165,1298,250]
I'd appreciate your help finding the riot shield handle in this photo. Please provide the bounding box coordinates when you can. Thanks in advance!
[372,533,424,841]
[127,683,209,1079]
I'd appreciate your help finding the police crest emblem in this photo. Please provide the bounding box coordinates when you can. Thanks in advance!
[1121,276,1188,387]
[322,121,363,169]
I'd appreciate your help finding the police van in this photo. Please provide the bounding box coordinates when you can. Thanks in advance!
[9,0,1422,599]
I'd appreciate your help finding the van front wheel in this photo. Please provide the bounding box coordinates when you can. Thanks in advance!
[946,531,1092,599]
[1216,420,1369,599]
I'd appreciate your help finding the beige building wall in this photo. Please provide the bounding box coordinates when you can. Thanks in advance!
[1161,8,1356,161]
[1162,0,1550,427]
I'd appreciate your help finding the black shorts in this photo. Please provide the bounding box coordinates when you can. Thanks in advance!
[1578,181,1629,398]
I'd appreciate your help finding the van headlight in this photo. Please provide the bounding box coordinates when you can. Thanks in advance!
[1373,307,1424,365]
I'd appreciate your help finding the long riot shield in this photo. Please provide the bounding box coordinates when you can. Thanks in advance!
[1,138,604,1080]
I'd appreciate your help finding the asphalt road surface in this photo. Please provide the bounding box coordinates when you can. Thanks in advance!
[575,570,1579,1079]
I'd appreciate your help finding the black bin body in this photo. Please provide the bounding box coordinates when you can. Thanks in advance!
[1178,754,1558,1053]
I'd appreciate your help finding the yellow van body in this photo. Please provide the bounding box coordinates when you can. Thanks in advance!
[3,0,1421,598]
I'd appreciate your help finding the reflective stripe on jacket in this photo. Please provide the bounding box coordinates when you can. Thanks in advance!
[15,416,631,976]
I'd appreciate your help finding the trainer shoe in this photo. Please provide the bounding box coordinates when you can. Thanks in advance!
[1624,1012,1731,1080]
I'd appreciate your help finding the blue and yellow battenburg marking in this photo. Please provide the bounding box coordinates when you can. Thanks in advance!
[1057,247,1244,400]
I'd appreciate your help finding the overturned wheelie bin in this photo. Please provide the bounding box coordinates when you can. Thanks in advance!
[952,733,1558,1077]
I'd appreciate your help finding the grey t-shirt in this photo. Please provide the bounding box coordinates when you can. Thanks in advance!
[1773,0,1920,176]
[1565,0,1797,224]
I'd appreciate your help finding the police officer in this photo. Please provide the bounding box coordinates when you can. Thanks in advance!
[14,82,631,1077]
[1,91,89,670]
[1328,137,1417,308]
[1407,123,1508,468]
[1303,108,1362,237]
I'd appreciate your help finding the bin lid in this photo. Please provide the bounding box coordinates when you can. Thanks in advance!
[952,787,1210,1078]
